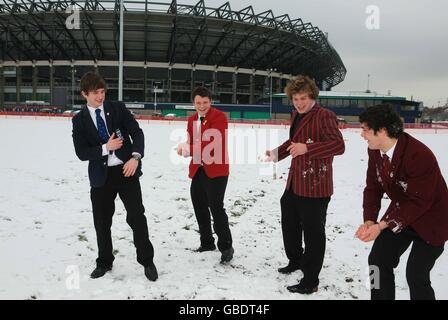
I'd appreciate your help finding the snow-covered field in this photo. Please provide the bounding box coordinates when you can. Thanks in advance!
[0,116,447,300]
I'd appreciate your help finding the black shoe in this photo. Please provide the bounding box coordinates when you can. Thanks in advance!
[90,266,112,279]
[144,262,158,282]
[195,244,217,252]
[287,281,318,294]
[278,261,302,274]
[220,247,234,263]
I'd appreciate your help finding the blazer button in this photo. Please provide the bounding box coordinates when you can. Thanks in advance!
[104,162,107,165]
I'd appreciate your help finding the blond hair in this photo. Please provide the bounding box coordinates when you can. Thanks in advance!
[284,75,319,101]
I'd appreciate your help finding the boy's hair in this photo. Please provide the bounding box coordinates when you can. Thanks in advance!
[191,86,212,101]
[284,75,320,101]
[359,105,404,138]
[80,71,107,94]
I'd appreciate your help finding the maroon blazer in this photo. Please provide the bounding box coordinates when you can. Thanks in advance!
[273,104,345,198]
[363,132,448,246]
[186,107,229,179]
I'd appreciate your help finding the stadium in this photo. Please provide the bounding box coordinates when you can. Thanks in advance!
[0,0,346,112]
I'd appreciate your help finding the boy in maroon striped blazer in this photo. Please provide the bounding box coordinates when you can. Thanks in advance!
[265,75,345,294]
[356,105,447,300]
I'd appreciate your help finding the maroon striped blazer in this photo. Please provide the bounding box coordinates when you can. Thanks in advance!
[273,104,345,198]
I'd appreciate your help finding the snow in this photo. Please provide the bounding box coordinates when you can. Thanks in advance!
[0,116,447,300]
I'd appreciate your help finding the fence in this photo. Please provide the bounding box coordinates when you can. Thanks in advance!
[1,111,448,133]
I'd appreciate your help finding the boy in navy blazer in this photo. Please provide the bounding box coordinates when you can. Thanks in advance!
[72,72,158,281]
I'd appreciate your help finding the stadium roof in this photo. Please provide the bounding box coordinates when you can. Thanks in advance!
[0,0,346,87]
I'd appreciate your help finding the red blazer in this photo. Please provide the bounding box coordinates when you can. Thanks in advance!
[274,104,345,198]
[363,132,448,246]
[187,107,229,179]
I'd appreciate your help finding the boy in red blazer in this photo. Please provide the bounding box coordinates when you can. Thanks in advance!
[356,105,447,300]
[177,87,233,264]
[265,75,345,294]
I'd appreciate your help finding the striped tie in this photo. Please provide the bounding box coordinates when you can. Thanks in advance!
[95,109,109,143]
[381,154,392,182]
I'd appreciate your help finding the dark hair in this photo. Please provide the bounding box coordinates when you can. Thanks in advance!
[191,86,212,101]
[80,71,107,94]
[359,105,404,138]
[284,75,320,100]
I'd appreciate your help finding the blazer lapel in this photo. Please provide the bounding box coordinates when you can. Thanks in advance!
[201,107,213,131]
[190,112,200,142]
[103,101,114,135]
[81,106,102,144]
[390,133,407,177]
[289,111,298,138]
[292,105,319,140]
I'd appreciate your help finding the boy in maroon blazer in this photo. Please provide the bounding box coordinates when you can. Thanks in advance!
[265,75,345,294]
[356,105,448,300]
[177,87,233,264]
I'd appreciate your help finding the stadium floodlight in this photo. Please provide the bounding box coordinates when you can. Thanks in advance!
[153,81,162,111]
[268,68,277,119]
[118,0,124,101]
[71,67,76,108]
[154,85,157,111]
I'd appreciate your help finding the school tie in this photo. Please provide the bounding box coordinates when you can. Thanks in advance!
[197,116,205,131]
[381,154,392,180]
[95,108,109,143]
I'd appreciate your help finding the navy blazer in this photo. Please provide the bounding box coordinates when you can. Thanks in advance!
[72,100,144,188]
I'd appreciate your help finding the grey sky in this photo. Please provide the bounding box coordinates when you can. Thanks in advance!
[181,0,448,107]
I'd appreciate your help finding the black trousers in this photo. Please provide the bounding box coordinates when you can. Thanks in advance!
[90,165,154,268]
[280,189,330,287]
[368,228,444,300]
[190,167,232,252]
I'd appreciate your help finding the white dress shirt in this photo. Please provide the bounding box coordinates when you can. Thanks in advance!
[380,141,397,162]
[196,113,207,131]
[87,105,123,167]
